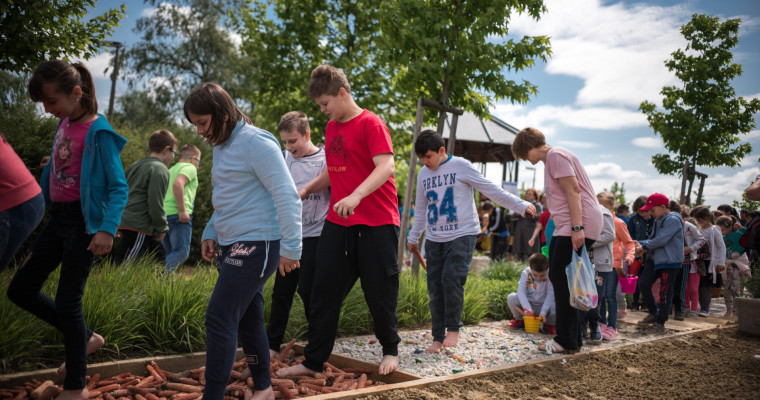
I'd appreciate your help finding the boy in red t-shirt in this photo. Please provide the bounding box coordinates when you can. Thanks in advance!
[277,65,401,377]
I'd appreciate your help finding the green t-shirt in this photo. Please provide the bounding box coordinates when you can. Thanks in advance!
[164,162,198,215]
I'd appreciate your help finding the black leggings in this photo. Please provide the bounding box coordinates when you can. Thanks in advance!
[548,236,596,351]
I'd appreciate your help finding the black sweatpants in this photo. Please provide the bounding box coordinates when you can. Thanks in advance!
[548,236,596,351]
[267,236,319,351]
[302,221,400,372]
[113,229,165,264]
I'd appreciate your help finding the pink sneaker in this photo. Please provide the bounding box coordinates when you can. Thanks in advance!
[618,308,628,318]
[598,323,607,332]
[602,326,618,340]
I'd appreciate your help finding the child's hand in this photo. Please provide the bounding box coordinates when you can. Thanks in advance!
[179,210,191,223]
[407,242,419,254]
[334,193,361,218]
[201,239,218,262]
[87,231,114,256]
[528,238,535,247]
[717,265,726,273]
[684,246,691,255]
[279,256,300,277]
[731,252,740,259]
[614,267,625,277]
[524,204,536,219]
[154,232,166,242]
[539,313,546,321]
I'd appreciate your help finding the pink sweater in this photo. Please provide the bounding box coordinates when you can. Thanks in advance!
[0,136,41,213]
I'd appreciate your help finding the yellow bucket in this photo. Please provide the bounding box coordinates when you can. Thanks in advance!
[523,315,542,333]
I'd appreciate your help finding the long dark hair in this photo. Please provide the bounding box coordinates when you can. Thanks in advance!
[28,60,97,115]
[184,82,251,146]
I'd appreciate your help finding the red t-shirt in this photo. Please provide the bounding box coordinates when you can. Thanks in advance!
[325,109,399,227]
[538,209,551,243]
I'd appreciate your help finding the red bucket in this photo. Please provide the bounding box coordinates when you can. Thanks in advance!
[618,275,638,294]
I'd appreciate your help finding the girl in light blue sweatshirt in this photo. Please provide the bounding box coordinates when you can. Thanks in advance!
[185,83,302,400]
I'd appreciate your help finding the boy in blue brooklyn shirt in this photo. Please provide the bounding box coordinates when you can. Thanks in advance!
[408,130,535,353]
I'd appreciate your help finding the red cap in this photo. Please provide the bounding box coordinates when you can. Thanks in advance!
[640,193,669,211]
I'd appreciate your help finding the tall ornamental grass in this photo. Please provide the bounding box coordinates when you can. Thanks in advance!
[0,259,521,373]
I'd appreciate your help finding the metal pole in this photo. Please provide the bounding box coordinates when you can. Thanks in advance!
[106,41,122,120]
[398,97,425,275]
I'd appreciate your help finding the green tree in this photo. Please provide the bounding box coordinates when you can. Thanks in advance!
[640,14,760,203]
[234,0,416,191]
[378,0,551,128]
[0,0,125,72]
[603,181,627,206]
[733,192,760,212]
[124,0,248,113]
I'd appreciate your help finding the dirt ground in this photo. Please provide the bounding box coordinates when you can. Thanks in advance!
[364,327,760,400]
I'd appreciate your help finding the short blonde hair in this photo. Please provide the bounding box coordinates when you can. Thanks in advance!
[597,192,615,210]
[278,111,310,136]
[512,127,546,161]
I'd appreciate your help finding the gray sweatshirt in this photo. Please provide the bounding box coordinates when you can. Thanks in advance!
[591,205,615,272]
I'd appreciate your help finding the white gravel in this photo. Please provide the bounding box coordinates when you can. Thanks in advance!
[332,302,731,378]
[333,324,558,377]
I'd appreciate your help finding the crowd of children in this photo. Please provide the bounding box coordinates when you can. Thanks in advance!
[3,59,760,400]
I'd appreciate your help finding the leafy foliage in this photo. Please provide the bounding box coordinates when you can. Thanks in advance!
[0,264,521,372]
[603,181,627,206]
[733,191,760,212]
[124,0,248,113]
[378,0,551,121]
[639,14,760,177]
[0,0,125,72]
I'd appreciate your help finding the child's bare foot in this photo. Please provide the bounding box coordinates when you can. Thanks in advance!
[269,349,279,361]
[378,355,398,375]
[442,331,459,347]
[426,341,443,353]
[57,333,105,376]
[55,388,88,400]
[275,363,318,378]
[723,311,733,318]
[249,386,274,400]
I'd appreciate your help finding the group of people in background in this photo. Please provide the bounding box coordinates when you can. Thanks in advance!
[2,59,760,400]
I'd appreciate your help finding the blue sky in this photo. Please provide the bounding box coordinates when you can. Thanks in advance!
[86,0,760,208]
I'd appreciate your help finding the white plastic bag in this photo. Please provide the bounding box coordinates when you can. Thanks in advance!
[565,245,598,311]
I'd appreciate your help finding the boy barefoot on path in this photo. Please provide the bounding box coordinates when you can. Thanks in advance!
[267,111,329,360]
[407,130,535,353]
[276,65,401,377]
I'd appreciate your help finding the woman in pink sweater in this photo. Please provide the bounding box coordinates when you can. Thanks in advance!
[0,133,44,271]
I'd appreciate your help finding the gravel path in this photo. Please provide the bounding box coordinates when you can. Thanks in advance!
[333,299,732,378]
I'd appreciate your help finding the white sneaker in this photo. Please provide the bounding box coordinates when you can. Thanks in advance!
[697,310,709,318]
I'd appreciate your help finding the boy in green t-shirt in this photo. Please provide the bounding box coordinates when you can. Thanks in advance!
[163,144,201,273]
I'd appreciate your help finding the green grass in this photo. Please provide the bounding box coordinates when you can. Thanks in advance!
[0,258,522,373]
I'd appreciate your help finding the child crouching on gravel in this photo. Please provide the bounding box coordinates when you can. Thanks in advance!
[506,253,555,334]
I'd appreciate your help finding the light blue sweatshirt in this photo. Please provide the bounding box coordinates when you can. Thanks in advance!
[201,120,302,260]
[639,211,684,269]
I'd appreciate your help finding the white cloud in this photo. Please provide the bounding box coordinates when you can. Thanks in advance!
[746,93,760,101]
[491,103,647,133]
[556,140,598,149]
[509,0,691,107]
[631,137,662,149]
[741,130,760,140]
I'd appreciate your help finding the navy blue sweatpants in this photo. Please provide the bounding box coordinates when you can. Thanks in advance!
[203,240,279,399]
